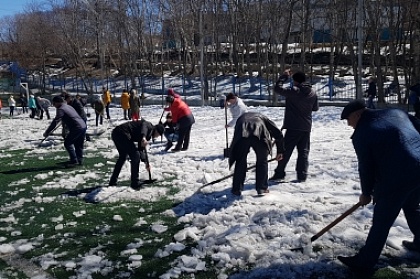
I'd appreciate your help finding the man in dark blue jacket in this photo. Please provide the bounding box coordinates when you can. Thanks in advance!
[229,112,284,196]
[270,71,319,182]
[338,99,420,277]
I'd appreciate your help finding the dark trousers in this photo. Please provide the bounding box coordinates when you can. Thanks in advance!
[164,129,178,142]
[39,109,50,120]
[109,130,140,186]
[274,129,310,180]
[105,103,110,119]
[367,96,376,109]
[123,109,131,120]
[30,108,37,118]
[232,136,269,193]
[9,106,14,116]
[414,102,420,119]
[355,186,420,268]
[95,113,103,126]
[174,125,192,150]
[64,128,86,163]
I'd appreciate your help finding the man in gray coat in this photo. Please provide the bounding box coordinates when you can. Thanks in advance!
[43,96,87,167]
[270,71,319,182]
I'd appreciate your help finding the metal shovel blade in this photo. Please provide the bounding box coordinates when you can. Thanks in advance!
[140,179,157,186]
[290,202,362,252]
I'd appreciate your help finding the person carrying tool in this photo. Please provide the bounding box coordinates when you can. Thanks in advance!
[229,112,284,196]
[43,96,87,167]
[224,93,248,128]
[109,119,164,190]
[165,95,195,152]
[337,100,420,277]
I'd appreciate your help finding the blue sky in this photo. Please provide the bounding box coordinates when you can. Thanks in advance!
[0,0,34,18]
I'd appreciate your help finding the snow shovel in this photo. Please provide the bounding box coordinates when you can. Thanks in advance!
[38,122,62,147]
[141,148,157,185]
[158,108,166,142]
[223,103,230,158]
[195,157,277,194]
[290,202,362,252]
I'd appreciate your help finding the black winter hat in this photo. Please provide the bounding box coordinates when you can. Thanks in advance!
[292,72,306,83]
[166,95,175,103]
[341,99,366,120]
[52,96,64,103]
[154,124,165,136]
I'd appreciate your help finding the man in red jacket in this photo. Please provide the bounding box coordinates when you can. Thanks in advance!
[165,95,195,152]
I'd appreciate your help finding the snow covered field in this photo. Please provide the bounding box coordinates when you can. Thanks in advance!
[0,104,419,278]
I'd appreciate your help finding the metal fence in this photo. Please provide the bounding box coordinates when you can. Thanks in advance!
[0,74,412,111]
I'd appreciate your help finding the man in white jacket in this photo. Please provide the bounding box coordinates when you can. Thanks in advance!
[225,93,248,128]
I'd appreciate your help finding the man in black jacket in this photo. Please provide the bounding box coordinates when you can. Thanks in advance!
[229,112,284,196]
[109,120,164,189]
[270,71,319,182]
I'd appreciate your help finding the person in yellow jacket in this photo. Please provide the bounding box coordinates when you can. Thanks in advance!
[120,89,131,120]
[102,87,112,119]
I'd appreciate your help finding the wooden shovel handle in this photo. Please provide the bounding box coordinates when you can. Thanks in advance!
[311,202,362,242]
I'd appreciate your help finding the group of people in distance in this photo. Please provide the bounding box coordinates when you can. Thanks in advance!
[40,69,420,278]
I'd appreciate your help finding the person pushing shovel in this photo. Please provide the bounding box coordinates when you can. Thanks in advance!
[337,99,420,278]
[224,93,248,128]
[229,112,284,196]
[109,119,164,190]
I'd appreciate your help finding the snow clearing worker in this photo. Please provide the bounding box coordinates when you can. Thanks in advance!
[225,93,248,128]
[43,96,87,167]
[109,120,164,190]
[338,99,420,277]
[229,112,284,196]
[165,95,195,152]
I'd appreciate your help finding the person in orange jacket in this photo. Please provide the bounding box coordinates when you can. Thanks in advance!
[120,89,131,120]
[102,87,112,119]
[165,95,195,151]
